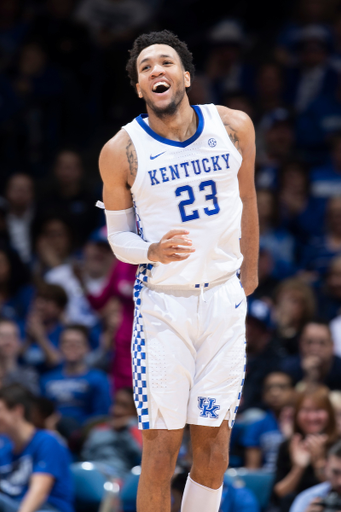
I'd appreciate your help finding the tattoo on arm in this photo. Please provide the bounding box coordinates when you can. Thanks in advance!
[223,122,241,152]
[126,137,138,179]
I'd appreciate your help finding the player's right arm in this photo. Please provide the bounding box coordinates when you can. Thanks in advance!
[99,130,195,264]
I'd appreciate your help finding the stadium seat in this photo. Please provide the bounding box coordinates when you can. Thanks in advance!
[71,462,107,512]
[119,468,141,512]
[224,468,275,511]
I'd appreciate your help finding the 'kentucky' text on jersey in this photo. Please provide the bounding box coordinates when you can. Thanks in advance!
[123,103,243,286]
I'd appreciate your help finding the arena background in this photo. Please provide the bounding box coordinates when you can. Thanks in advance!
[1,0,341,511]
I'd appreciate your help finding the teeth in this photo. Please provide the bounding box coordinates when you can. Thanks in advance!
[153,81,170,91]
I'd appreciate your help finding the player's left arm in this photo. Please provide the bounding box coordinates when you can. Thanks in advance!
[217,106,259,296]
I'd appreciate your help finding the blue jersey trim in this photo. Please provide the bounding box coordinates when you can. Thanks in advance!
[135,105,204,148]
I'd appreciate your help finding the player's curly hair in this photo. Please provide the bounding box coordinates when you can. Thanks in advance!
[126,30,195,89]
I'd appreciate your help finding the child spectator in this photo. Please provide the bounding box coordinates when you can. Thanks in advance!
[0,317,39,394]
[271,385,339,512]
[81,387,142,479]
[0,384,74,512]
[22,283,67,371]
[242,371,295,471]
[40,325,111,436]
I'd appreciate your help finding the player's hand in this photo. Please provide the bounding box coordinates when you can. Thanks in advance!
[147,229,195,264]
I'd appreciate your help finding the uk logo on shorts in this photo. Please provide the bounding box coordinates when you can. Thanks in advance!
[198,397,220,419]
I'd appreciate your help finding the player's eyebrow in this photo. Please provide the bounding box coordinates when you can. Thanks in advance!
[139,54,174,66]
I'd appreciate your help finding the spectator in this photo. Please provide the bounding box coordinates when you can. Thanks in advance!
[254,62,286,122]
[0,384,74,512]
[81,387,142,479]
[84,258,136,391]
[242,371,295,471]
[275,0,332,66]
[296,77,341,163]
[285,25,338,113]
[240,299,283,412]
[301,196,341,278]
[272,278,316,357]
[257,189,297,279]
[310,134,341,200]
[289,439,341,512]
[5,172,35,264]
[0,0,30,70]
[8,41,64,172]
[0,317,39,394]
[281,321,341,391]
[40,325,111,436]
[205,19,254,103]
[30,395,62,434]
[251,246,279,303]
[271,386,338,512]
[81,230,114,295]
[256,109,295,190]
[22,283,67,371]
[86,297,123,373]
[38,150,99,247]
[0,242,33,322]
[34,215,95,326]
[316,254,341,322]
[278,160,325,243]
[74,0,156,46]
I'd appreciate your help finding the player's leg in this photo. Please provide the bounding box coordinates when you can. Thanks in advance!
[137,428,184,512]
[180,422,230,512]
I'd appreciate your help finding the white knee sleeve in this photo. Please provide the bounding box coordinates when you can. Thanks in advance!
[181,475,223,512]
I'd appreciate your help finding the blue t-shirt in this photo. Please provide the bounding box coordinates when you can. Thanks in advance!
[40,366,112,425]
[242,411,283,471]
[0,430,74,512]
[310,163,341,199]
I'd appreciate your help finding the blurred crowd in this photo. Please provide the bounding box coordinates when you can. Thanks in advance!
[2,0,341,511]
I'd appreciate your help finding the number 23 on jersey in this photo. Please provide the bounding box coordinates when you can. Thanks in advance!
[175,179,220,223]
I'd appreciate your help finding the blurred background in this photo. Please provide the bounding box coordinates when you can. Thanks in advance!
[2,0,341,511]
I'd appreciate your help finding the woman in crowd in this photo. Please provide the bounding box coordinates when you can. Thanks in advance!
[271,385,339,512]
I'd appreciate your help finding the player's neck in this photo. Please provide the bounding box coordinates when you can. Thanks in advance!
[146,98,197,142]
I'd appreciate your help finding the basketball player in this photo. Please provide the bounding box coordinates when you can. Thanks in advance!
[98,30,259,512]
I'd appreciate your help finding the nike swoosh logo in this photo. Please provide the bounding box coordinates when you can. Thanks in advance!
[235,300,243,308]
[150,152,166,160]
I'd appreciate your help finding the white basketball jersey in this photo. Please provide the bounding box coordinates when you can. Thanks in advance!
[123,103,243,286]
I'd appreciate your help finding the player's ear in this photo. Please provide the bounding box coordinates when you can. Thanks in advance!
[184,71,191,89]
[136,84,143,98]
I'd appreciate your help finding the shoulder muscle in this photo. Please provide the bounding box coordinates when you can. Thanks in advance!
[99,129,138,189]
[99,129,136,210]
[216,105,255,157]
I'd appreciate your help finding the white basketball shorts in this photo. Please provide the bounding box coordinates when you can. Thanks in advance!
[131,270,246,431]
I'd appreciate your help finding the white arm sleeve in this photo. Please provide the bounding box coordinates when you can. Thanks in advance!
[102,204,153,265]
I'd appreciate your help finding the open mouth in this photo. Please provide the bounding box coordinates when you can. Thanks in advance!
[152,81,170,94]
